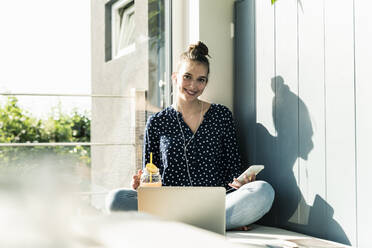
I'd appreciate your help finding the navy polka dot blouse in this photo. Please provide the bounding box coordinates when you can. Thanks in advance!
[143,103,242,190]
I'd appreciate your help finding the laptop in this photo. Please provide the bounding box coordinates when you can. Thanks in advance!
[137,186,226,235]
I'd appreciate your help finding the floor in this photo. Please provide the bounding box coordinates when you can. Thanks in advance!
[226,225,352,248]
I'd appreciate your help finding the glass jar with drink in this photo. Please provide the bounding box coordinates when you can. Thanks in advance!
[140,152,162,187]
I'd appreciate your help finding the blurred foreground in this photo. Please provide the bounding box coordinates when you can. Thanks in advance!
[0,164,242,248]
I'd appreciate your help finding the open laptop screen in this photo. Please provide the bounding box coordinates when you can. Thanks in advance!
[137,186,226,235]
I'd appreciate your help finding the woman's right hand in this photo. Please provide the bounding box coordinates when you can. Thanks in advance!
[131,169,143,190]
[228,173,256,190]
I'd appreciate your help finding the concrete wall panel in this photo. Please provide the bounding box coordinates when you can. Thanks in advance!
[254,0,278,226]
[233,0,256,166]
[297,0,327,239]
[235,0,369,245]
[324,0,356,244]
[91,0,149,191]
[274,0,300,230]
[355,1,372,247]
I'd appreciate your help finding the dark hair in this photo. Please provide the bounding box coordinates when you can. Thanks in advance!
[179,41,211,74]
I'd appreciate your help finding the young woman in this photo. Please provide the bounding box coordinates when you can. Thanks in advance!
[106,41,274,230]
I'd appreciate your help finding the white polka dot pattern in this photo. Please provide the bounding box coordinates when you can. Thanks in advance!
[142,103,242,189]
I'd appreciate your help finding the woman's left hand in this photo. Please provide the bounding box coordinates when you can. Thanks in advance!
[228,173,256,189]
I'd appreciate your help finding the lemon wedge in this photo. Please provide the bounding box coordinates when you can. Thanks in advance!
[146,163,158,173]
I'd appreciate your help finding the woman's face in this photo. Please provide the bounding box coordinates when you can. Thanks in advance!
[173,60,208,102]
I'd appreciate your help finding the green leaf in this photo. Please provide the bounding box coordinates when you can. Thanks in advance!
[271,0,277,4]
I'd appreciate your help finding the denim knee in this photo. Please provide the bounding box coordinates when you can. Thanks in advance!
[240,180,275,214]
[253,181,275,213]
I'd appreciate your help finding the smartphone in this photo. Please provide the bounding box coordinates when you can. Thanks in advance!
[236,165,264,183]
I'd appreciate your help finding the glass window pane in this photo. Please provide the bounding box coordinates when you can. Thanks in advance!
[148,0,166,109]
[0,145,91,192]
[118,6,135,50]
[0,0,91,94]
[0,95,91,143]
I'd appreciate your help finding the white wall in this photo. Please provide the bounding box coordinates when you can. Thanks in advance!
[249,0,372,246]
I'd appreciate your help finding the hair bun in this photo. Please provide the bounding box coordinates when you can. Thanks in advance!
[188,41,209,57]
[179,41,210,74]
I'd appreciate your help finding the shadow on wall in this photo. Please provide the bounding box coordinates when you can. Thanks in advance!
[252,76,350,245]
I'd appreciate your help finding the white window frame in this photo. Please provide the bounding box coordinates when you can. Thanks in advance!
[112,0,136,59]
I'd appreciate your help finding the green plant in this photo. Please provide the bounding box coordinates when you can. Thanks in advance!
[0,96,91,167]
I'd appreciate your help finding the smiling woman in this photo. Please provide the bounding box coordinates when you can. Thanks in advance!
[105,41,275,231]
[171,42,210,133]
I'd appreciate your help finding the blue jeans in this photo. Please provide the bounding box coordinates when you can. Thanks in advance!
[105,180,274,230]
